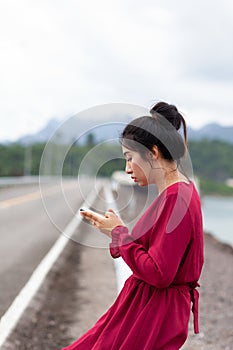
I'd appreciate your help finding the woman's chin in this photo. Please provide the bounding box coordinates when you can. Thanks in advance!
[137,182,147,187]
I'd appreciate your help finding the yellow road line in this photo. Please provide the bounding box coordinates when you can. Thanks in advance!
[0,182,77,209]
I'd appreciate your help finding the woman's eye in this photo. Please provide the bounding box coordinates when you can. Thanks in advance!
[126,158,132,162]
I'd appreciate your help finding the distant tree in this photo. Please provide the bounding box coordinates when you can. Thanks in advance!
[86,133,95,146]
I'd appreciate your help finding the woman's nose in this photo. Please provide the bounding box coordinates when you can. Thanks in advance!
[125,163,132,174]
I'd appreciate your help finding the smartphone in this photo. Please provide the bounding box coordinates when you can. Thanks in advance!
[79,208,104,220]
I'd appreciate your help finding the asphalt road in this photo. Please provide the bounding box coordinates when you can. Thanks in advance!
[0,177,95,318]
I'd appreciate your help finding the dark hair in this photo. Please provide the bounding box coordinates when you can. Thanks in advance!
[121,101,187,161]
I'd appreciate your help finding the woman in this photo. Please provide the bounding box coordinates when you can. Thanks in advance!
[63,101,204,350]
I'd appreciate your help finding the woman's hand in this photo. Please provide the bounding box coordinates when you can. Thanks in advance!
[80,208,125,238]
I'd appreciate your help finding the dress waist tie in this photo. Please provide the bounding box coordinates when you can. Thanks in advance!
[170,282,200,334]
[189,282,200,334]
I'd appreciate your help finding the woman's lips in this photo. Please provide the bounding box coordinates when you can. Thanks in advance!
[131,177,137,182]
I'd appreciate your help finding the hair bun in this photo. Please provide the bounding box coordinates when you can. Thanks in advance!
[150,101,181,131]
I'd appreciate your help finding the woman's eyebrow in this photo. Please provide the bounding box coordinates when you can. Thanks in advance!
[123,151,130,156]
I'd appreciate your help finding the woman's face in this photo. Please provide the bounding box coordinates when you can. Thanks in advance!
[122,145,152,187]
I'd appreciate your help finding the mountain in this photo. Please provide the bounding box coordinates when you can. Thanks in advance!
[17,104,146,145]
[188,123,233,144]
[18,116,131,146]
[18,118,61,144]
[17,112,233,145]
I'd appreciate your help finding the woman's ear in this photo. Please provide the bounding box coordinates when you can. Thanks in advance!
[150,146,159,160]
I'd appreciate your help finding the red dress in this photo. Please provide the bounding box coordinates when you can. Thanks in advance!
[62,182,204,350]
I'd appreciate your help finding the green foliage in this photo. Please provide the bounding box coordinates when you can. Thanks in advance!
[0,139,233,196]
[0,143,47,176]
[0,143,25,176]
[200,178,233,196]
[188,140,233,182]
[62,143,125,177]
[97,159,125,177]
[31,144,46,175]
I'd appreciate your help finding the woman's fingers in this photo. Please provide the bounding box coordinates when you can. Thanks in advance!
[80,210,102,223]
[80,208,124,236]
[105,209,117,218]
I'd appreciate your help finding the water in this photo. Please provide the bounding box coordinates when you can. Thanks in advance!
[202,195,233,247]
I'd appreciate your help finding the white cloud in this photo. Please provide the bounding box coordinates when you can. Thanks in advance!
[0,0,232,141]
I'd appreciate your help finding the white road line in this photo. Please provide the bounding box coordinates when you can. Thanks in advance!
[0,182,102,348]
[103,184,132,293]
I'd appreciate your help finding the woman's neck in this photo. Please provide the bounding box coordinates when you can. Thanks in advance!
[154,161,189,194]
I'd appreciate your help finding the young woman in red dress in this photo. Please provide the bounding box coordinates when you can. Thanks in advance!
[62,101,204,350]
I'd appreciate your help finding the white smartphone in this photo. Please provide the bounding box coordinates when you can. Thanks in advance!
[79,208,104,220]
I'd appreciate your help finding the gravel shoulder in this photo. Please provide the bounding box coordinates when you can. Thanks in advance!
[182,233,233,350]
[2,234,117,350]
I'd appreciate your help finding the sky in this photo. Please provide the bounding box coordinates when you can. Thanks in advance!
[0,0,233,141]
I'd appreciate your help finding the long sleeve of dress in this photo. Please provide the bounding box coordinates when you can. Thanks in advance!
[109,193,192,288]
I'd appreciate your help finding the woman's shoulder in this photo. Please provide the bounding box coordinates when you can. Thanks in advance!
[160,180,194,197]
[160,181,200,208]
